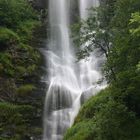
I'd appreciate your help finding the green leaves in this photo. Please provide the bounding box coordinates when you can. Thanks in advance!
[0,52,15,76]
[0,27,19,48]
[0,0,37,29]
[66,0,140,140]
[0,102,35,139]
[130,12,140,37]
[0,0,43,139]
[17,84,36,95]
[0,0,41,78]
[17,20,40,43]
[136,61,140,72]
[64,88,138,140]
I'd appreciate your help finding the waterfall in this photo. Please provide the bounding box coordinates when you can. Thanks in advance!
[43,0,105,140]
[43,0,81,139]
[78,0,105,103]
[79,0,99,19]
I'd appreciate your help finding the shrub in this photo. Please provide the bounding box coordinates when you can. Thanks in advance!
[75,88,112,123]
[0,0,38,29]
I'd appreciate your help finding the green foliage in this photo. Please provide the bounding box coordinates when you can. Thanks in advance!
[66,0,140,140]
[130,12,140,37]
[136,62,140,72]
[64,89,140,140]
[0,102,36,139]
[17,84,36,95]
[17,20,40,43]
[0,0,43,139]
[0,0,41,78]
[0,0,37,29]
[93,100,136,140]
[75,88,111,123]
[0,27,19,48]
[0,52,14,76]
[64,120,95,140]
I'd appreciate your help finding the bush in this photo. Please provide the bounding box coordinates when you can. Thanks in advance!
[75,88,112,123]
[0,0,38,29]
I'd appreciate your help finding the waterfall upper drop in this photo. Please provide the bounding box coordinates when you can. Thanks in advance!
[43,0,104,140]
[43,0,81,140]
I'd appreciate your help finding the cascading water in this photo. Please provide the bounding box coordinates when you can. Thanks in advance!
[43,0,105,140]
[43,0,81,140]
[80,0,99,19]
[78,0,105,102]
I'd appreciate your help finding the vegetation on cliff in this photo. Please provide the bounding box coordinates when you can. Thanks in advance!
[0,0,45,139]
[64,0,140,139]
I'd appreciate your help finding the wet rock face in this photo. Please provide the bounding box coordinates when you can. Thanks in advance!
[45,85,73,114]
[28,0,47,9]
[80,88,94,104]
[70,0,79,24]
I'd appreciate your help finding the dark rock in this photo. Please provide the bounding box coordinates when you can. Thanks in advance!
[80,87,94,104]
[28,0,47,10]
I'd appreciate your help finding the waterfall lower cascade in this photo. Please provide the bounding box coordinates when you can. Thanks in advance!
[43,0,105,140]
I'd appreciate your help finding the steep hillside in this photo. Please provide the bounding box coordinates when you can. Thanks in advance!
[64,0,140,139]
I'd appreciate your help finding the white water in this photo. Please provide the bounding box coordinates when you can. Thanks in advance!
[80,0,99,19]
[43,0,104,140]
[78,0,104,102]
